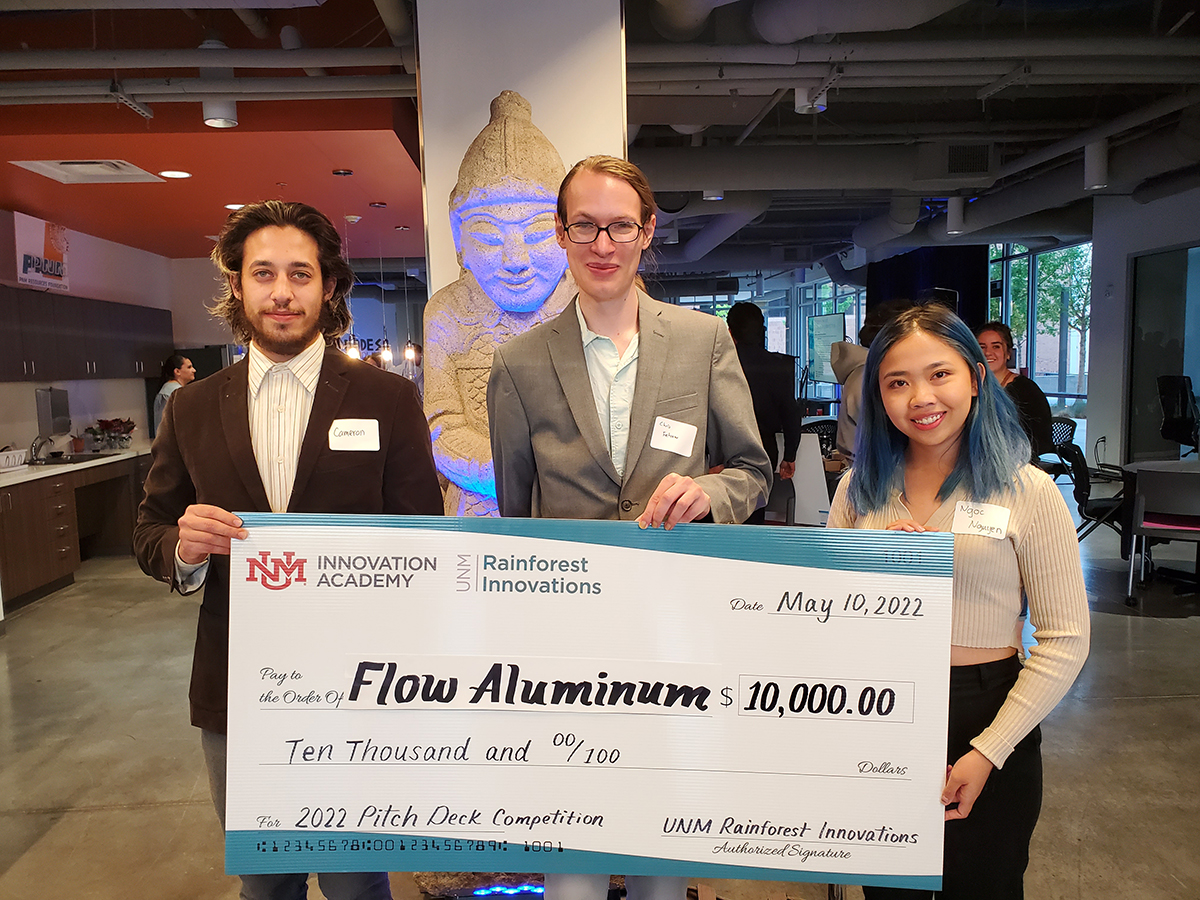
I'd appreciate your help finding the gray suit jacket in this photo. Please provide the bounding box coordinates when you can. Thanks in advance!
[487,291,771,523]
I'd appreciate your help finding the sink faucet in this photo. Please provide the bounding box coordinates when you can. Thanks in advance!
[29,434,51,463]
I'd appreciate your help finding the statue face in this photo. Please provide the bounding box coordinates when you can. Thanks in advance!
[457,197,567,313]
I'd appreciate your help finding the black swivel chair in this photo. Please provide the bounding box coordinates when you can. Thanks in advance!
[1058,442,1123,541]
[1038,416,1078,483]
[1158,374,1199,457]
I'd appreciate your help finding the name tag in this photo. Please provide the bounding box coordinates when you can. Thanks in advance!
[328,418,380,451]
[952,501,1011,540]
[649,416,697,458]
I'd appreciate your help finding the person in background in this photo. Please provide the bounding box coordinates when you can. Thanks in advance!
[830,300,909,462]
[364,350,387,369]
[726,301,801,523]
[153,354,195,429]
[828,304,1089,899]
[134,200,443,900]
[488,155,770,900]
[975,321,1055,459]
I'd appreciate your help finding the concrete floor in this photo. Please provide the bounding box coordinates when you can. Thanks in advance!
[1,506,1198,900]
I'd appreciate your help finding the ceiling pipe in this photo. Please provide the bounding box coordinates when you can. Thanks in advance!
[656,193,773,263]
[994,88,1200,181]
[372,0,416,71]
[632,144,991,192]
[649,0,741,42]
[0,47,406,71]
[749,0,968,45]
[850,195,922,249]
[0,75,417,104]
[626,37,1200,66]
[627,59,1200,84]
[280,26,327,77]
[233,8,271,41]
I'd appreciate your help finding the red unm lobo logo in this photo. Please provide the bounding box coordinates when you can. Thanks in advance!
[246,551,307,590]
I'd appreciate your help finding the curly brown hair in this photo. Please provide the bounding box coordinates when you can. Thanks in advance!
[209,200,355,345]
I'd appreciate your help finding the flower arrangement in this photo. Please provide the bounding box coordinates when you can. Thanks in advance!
[84,418,137,449]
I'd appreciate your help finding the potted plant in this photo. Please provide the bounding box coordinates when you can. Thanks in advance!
[88,418,137,449]
[69,433,86,453]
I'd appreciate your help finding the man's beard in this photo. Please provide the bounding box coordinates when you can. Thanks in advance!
[237,305,328,357]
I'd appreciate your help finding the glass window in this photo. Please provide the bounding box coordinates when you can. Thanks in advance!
[1033,244,1092,415]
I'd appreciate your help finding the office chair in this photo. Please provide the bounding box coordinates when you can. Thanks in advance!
[1038,416,1077,482]
[1157,374,1199,457]
[1058,442,1123,541]
[1126,466,1200,605]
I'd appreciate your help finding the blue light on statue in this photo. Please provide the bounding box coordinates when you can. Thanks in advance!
[473,885,545,896]
[424,89,575,517]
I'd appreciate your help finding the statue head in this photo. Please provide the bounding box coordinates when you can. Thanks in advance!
[449,91,568,313]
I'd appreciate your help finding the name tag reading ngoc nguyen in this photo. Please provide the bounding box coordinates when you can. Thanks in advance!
[328,419,380,452]
[951,501,1010,540]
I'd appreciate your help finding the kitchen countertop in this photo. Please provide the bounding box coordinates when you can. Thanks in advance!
[0,448,151,490]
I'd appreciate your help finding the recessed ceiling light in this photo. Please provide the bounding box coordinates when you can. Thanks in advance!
[332,169,353,176]
[158,170,192,179]
[224,203,244,211]
[395,225,410,231]
[369,201,387,208]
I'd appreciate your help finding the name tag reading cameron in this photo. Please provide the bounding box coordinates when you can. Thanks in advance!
[650,415,698,457]
[328,419,380,452]
[951,500,1011,540]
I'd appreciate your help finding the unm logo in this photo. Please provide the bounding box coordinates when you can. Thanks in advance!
[246,551,307,590]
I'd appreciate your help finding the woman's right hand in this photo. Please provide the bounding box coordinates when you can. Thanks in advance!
[886,519,929,532]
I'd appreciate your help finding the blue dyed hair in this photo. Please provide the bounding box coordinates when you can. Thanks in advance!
[848,304,1030,515]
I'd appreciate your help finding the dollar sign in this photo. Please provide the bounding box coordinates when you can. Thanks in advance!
[721,687,733,707]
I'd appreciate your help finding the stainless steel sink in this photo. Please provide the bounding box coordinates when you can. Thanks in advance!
[30,452,124,466]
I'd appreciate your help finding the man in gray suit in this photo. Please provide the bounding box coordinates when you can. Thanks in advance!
[487,158,770,529]
[487,156,770,900]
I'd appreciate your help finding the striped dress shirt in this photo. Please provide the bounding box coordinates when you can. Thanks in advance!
[246,338,324,513]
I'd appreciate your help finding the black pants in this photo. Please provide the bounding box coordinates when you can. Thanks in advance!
[864,656,1043,900]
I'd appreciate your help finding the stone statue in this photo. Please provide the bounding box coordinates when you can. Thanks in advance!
[424,90,575,517]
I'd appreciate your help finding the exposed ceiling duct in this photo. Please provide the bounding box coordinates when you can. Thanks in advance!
[656,192,773,264]
[650,0,741,42]
[749,0,967,44]
[850,195,922,249]
[0,46,406,70]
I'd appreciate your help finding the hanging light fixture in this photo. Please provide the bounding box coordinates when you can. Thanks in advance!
[379,253,393,364]
[199,38,238,128]
[341,215,361,358]
[1084,140,1109,191]
[945,197,966,236]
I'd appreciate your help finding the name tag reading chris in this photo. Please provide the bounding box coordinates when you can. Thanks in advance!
[952,500,1011,540]
[328,418,379,451]
[649,415,698,457]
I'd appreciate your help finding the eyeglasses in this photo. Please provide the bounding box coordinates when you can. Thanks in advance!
[563,221,644,244]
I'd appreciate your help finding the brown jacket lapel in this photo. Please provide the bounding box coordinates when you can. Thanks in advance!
[217,361,271,511]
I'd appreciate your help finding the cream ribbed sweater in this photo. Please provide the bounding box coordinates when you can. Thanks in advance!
[828,464,1090,767]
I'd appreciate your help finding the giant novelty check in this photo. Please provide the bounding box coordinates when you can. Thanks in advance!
[227,515,953,891]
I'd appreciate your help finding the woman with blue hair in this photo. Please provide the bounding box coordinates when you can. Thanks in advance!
[828,304,1090,899]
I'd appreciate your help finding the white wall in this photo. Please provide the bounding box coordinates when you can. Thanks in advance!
[170,257,233,347]
[416,0,627,294]
[0,378,153,456]
[0,210,171,309]
[1088,186,1200,463]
